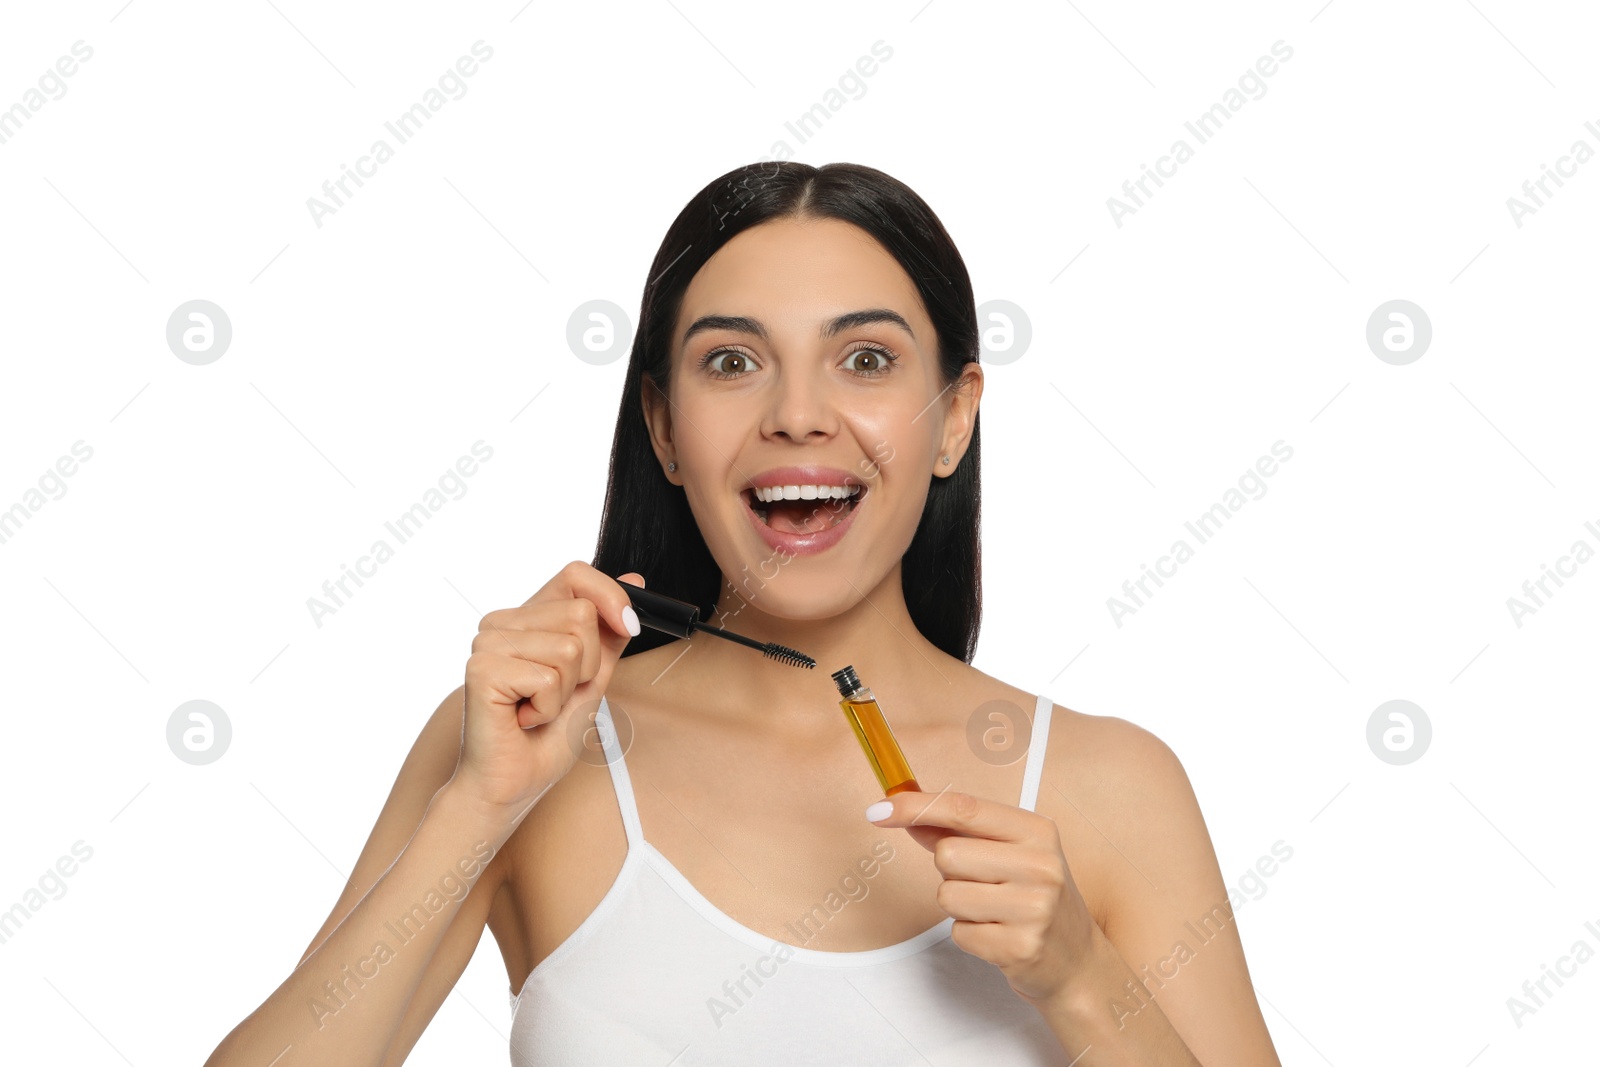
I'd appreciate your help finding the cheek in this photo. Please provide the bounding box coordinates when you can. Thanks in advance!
[675,395,744,457]
[847,414,914,486]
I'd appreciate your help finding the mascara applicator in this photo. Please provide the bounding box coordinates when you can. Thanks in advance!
[618,581,816,669]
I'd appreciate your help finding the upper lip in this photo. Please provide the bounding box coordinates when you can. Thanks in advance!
[740,466,867,494]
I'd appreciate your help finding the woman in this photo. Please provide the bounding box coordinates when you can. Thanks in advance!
[205,162,1282,1064]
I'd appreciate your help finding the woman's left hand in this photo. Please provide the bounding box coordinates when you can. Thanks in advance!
[866,789,1101,1009]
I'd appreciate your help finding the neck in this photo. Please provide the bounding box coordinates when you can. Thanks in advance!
[680,560,957,729]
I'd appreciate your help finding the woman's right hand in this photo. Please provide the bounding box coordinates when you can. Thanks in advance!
[448,561,644,825]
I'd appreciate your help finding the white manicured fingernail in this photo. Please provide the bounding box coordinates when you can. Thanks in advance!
[865,800,893,822]
[621,605,641,637]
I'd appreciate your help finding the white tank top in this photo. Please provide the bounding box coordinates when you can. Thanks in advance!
[508,692,1064,1065]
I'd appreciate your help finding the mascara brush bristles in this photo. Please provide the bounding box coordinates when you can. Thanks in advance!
[689,621,816,668]
[763,643,815,668]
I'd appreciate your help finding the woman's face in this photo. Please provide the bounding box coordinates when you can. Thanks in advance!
[644,215,981,620]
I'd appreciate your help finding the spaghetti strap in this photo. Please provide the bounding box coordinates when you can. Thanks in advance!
[594,696,644,848]
[1017,694,1053,812]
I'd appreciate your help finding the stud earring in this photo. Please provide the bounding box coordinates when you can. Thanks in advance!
[942,455,950,465]
[668,462,677,473]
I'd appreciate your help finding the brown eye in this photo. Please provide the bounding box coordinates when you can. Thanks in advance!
[700,348,756,378]
[847,345,898,376]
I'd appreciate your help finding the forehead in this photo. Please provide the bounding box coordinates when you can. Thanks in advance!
[675,216,928,338]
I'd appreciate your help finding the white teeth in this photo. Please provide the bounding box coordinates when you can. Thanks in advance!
[750,484,862,503]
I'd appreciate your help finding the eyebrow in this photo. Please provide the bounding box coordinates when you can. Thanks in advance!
[681,308,915,349]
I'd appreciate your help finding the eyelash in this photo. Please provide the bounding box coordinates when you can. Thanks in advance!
[696,343,900,380]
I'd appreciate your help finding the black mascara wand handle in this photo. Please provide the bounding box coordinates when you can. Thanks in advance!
[618,581,700,637]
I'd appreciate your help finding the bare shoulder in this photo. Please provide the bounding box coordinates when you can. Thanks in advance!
[937,667,1205,933]
[1046,704,1192,816]
[1035,704,1215,933]
[1035,702,1280,1061]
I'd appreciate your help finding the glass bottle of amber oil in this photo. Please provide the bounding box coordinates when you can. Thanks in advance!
[832,665,922,796]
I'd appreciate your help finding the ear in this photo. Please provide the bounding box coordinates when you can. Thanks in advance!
[936,361,984,475]
[640,374,680,484]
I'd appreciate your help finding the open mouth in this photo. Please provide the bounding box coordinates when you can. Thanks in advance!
[742,484,866,535]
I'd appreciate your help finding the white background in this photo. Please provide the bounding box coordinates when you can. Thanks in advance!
[1,1,1596,1064]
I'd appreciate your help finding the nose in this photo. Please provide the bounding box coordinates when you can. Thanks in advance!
[758,361,838,443]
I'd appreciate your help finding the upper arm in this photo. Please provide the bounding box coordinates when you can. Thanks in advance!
[1050,712,1281,1065]
[294,684,509,1065]
[297,685,471,967]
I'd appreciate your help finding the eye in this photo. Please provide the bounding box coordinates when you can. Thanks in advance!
[698,346,758,379]
[694,342,902,379]
[845,343,899,376]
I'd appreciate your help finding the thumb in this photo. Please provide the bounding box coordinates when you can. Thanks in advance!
[599,571,647,655]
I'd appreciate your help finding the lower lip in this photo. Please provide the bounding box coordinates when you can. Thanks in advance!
[741,490,865,556]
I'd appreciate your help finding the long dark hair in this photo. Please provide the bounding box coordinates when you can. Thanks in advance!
[591,161,982,663]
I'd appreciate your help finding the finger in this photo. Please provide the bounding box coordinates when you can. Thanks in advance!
[470,627,591,693]
[607,572,645,651]
[471,608,581,685]
[477,597,613,680]
[935,879,1017,923]
[901,824,953,856]
[929,836,1015,884]
[865,788,1033,843]
[466,652,565,727]
[521,560,643,647]
[946,918,1020,967]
